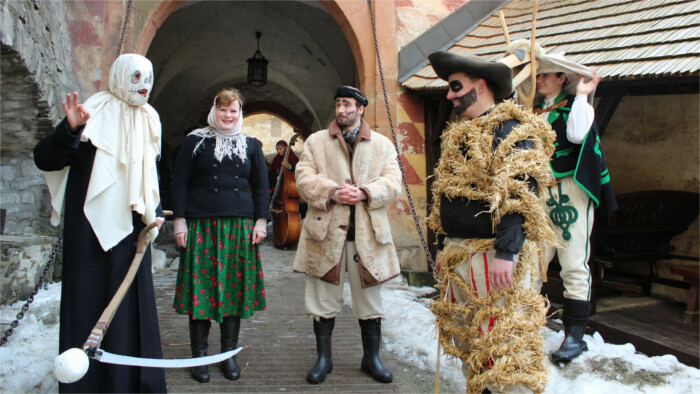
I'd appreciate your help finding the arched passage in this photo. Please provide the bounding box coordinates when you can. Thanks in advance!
[141,1,365,155]
[245,101,310,139]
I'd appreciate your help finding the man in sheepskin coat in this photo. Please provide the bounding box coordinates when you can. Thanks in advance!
[293,86,402,384]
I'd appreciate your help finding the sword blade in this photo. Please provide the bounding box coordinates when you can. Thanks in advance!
[93,347,242,368]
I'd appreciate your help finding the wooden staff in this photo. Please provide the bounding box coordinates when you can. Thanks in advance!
[526,0,539,109]
[83,211,172,355]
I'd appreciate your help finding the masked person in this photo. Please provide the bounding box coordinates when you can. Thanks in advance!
[533,53,617,363]
[171,88,269,383]
[426,51,556,393]
[34,54,167,393]
[293,86,402,384]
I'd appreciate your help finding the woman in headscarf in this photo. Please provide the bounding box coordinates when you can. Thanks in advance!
[33,54,167,393]
[170,88,269,383]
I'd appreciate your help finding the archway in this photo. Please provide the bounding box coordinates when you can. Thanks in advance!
[143,1,359,154]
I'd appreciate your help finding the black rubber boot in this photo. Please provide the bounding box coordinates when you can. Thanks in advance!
[306,317,335,384]
[220,316,241,380]
[551,298,590,363]
[359,318,393,383]
[189,319,211,383]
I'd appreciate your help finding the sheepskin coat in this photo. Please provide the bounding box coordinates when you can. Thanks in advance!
[293,118,402,288]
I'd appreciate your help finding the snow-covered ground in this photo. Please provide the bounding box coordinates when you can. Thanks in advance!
[2,278,699,393]
[378,279,700,393]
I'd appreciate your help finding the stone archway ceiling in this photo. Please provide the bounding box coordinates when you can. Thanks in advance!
[146,0,356,147]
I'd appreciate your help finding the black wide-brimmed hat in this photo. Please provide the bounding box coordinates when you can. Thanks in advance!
[428,51,513,99]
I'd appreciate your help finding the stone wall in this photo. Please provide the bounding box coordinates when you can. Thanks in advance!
[1,0,79,304]
[1,0,79,236]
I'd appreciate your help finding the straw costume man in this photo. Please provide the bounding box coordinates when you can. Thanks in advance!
[510,41,618,363]
[426,51,556,393]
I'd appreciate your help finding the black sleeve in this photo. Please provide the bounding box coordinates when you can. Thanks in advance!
[33,118,83,171]
[492,119,536,261]
[170,136,197,218]
[494,213,526,261]
[249,138,271,220]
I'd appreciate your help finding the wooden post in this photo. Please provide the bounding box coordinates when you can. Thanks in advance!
[525,0,539,109]
[498,11,510,46]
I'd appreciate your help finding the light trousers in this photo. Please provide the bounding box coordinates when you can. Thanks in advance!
[543,176,595,301]
[305,241,384,321]
[445,239,540,394]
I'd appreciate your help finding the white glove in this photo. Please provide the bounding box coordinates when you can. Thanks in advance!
[174,217,187,234]
[252,218,267,245]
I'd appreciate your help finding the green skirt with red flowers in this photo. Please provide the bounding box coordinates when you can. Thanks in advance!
[173,216,266,322]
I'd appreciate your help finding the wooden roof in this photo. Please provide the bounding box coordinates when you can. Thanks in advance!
[401,0,700,92]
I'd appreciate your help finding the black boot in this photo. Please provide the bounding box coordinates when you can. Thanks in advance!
[551,298,590,363]
[220,316,241,380]
[306,317,334,384]
[359,318,393,383]
[189,319,211,383]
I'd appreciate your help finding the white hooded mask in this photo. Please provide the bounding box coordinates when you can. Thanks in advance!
[44,54,162,251]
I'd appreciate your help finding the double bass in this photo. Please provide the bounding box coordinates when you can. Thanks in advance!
[269,133,301,248]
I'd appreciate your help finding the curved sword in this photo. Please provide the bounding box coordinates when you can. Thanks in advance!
[93,347,243,368]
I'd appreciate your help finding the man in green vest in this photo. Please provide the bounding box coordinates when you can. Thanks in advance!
[535,55,617,363]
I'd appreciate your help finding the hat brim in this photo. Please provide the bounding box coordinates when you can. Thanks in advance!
[429,51,514,99]
[519,53,594,97]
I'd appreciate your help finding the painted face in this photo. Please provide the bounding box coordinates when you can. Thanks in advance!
[215,101,241,130]
[335,97,364,129]
[536,73,566,99]
[446,73,478,116]
[109,54,154,106]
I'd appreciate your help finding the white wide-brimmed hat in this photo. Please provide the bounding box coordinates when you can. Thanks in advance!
[505,39,595,102]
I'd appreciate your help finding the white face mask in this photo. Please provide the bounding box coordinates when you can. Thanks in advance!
[109,54,154,106]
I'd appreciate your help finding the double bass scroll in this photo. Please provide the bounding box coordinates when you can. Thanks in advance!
[269,133,301,248]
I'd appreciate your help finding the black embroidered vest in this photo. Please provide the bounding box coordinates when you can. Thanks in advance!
[547,94,580,177]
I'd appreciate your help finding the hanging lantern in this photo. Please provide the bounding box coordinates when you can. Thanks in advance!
[247,32,268,87]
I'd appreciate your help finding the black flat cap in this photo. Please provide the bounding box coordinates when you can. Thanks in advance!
[428,51,513,99]
[334,86,368,107]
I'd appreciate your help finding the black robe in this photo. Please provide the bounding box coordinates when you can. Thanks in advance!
[34,119,167,393]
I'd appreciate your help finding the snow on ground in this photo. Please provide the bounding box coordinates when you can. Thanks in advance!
[2,278,699,393]
[0,282,61,393]
[375,277,700,394]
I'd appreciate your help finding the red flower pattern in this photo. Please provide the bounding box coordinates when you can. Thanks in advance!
[173,217,265,320]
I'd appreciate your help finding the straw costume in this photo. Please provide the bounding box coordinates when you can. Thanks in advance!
[427,51,556,393]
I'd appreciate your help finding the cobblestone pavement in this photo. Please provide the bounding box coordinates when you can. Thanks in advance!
[153,240,463,393]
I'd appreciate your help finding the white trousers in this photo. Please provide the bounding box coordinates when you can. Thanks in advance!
[543,176,595,301]
[304,241,384,321]
[445,239,540,394]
